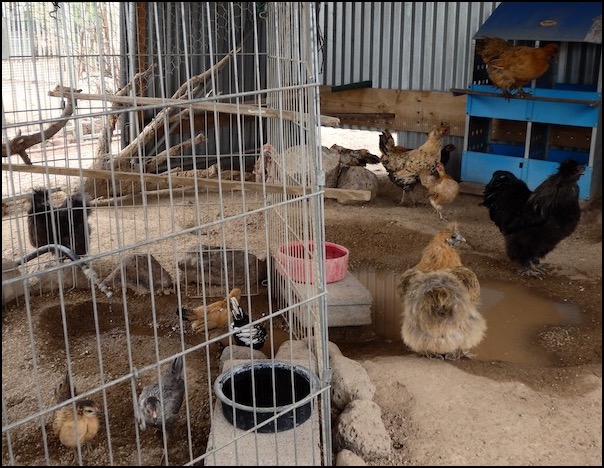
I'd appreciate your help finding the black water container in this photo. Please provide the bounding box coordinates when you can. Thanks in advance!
[214,361,317,432]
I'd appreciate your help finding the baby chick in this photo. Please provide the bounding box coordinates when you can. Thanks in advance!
[52,372,101,460]
[137,355,185,438]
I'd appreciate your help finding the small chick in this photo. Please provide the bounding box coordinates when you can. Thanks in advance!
[137,355,185,439]
[52,372,101,458]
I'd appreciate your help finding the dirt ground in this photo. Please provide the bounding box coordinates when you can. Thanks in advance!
[320,128,602,466]
[2,128,602,466]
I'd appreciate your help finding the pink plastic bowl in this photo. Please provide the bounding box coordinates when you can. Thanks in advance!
[278,241,349,283]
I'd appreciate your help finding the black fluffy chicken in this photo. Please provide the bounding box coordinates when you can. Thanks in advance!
[482,159,584,276]
[27,188,91,257]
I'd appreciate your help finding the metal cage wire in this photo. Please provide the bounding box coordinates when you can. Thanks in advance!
[2,2,332,466]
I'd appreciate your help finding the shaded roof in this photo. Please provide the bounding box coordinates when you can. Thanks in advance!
[474,2,602,44]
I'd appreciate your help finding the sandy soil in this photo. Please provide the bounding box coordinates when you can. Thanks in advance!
[2,128,602,466]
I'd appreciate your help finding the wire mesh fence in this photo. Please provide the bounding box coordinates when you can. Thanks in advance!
[2,2,334,465]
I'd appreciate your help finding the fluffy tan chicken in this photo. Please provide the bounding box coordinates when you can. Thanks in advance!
[52,372,101,460]
[397,223,486,359]
[475,37,559,98]
[379,123,450,205]
[419,161,460,220]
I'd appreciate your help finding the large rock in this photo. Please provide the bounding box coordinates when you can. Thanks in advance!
[330,353,376,410]
[334,399,392,460]
[178,246,267,288]
[101,253,173,295]
[336,449,368,466]
[336,166,378,205]
[323,146,342,188]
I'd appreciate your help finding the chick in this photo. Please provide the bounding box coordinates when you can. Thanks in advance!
[229,295,268,350]
[52,372,101,459]
[137,355,185,439]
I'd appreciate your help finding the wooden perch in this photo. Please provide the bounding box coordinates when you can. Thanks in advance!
[2,163,372,202]
[92,63,158,157]
[1,86,80,165]
[145,132,206,173]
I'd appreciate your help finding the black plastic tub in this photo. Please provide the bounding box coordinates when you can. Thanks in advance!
[214,361,318,432]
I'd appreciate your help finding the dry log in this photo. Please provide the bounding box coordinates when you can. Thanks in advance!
[80,63,157,197]
[1,86,79,164]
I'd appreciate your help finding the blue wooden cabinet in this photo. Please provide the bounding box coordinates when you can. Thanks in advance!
[459,2,602,201]
[461,84,599,200]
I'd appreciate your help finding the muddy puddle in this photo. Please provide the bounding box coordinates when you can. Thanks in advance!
[355,268,582,366]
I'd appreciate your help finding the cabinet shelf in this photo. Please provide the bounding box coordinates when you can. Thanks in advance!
[451,87,601,107]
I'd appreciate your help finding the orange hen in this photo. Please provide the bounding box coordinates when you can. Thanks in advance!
[420,161,460,220]
[475,37,559,98]
[179,288,241,335]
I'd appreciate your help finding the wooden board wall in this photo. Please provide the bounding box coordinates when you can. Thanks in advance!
[319,87,467,137]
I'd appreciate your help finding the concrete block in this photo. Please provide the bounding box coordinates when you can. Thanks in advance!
[204,359,322,466]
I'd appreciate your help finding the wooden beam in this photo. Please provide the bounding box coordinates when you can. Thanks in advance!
[2,163,371,202]
[320,88,466,136]
[47,89,341,128]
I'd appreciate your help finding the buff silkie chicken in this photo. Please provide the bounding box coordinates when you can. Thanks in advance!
[397,223,486,359]
[475,37,559,98]
[379,123,450,205]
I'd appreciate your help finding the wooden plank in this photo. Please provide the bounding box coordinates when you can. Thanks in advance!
[320,88,466,136]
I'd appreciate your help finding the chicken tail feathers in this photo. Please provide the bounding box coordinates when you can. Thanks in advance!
[379,130,394,156]
[170,355,184,379]
[402,271,473,321]
[55,371,76,404]
[230,296,245,322]
[400,270,486,355]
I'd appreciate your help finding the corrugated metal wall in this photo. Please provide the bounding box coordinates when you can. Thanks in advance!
[316,2,496,178]
[317,2,500,92]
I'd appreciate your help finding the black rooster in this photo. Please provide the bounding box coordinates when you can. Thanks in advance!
[28,188,91,257]
[228,296,267,350]
[482,159,584,276]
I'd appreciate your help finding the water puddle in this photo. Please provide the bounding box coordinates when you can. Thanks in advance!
[355,268,582,366]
